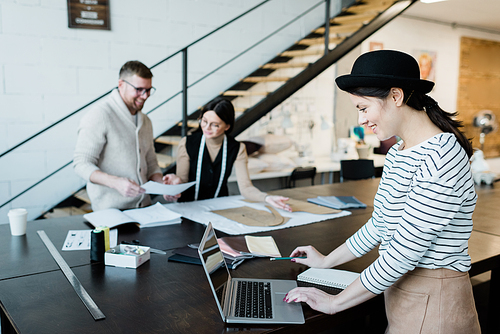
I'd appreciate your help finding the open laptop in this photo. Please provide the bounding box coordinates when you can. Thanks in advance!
[198,222,305,324]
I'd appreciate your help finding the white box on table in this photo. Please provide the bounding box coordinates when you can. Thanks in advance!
[104,245,150,269]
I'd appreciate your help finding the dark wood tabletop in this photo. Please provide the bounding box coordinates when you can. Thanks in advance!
[1,179,499,333]
[0,215,383,334]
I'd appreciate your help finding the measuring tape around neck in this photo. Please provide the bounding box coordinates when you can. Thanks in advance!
[194,134,227,201]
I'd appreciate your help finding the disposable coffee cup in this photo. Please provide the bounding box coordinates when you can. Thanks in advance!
[356,145,371,159]
[8,208,28,236]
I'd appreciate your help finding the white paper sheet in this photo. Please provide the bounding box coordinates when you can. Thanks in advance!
[62,229,118,251]
[141,181,196,195]
[164,195,352,235]
[124,202,182,226]
[84,202,182,228]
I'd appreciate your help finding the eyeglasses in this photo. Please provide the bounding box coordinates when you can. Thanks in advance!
[199,118,221,130]
[122,80,156,96]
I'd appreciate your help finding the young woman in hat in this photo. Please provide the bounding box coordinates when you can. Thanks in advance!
[284,50,480,333]
[163,98,291,211]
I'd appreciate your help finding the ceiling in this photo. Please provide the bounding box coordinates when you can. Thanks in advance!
[402,0,500,33]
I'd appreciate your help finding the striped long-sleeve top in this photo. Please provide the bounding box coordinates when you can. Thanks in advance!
[346,133,477,295]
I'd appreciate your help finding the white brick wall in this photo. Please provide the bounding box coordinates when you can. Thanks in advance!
[0,0,332,223]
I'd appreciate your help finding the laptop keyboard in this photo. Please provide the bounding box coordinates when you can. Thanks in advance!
[234,281,273,319]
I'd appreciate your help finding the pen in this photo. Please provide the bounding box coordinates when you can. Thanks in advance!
[269,256,306,261]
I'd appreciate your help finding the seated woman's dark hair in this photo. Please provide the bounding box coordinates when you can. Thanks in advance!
[346,87,473,158]
[200,98,235,134]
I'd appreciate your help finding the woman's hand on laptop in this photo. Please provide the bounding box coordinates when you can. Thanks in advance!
[283,287,335,314]
[286,278,377,316]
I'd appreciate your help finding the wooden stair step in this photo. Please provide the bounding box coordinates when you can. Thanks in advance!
[261,62,310,69]
[298,36,345,46]
[314,22,364,35]
[330,12,377,25]
[44,207,89,219]
[156,135,182,145]
[156,153,175,168]
[234,107,247,113]
[280,49,324,57]
[74,189,91,204]
[242,76,290,83]
[360,0,397,5]
[223,90,269,96]
[176,120,199,128]
[79,202,92,213]
[345,0,396,15]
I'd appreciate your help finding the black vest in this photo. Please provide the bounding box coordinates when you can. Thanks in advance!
[180,131,240,202]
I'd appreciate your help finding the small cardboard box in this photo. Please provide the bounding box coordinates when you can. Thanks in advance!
[104,245,150,269]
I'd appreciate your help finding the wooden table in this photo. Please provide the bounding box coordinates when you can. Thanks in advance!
[1,179,499,333]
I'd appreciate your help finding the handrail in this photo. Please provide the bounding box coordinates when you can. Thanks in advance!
[0,0,327,211]
[0,89,114,160]
[3,162,73,208]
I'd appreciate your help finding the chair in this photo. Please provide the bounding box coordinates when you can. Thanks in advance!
[288,166,316,188]
[340,159,375,182]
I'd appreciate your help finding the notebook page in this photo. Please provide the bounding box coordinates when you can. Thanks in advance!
[244,236,281,257]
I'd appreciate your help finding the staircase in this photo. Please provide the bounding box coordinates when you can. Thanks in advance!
[2,0,416,221]
[154,0,411,166]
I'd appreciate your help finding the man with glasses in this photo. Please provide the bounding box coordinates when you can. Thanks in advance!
[74,61,165,211]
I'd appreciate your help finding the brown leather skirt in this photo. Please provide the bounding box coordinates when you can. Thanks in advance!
[384,268,481,334]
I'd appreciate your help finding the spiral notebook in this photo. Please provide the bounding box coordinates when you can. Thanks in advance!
[297,268,360,289]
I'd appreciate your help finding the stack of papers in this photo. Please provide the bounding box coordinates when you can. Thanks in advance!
[307,196,366,210]
[83,202,182,228]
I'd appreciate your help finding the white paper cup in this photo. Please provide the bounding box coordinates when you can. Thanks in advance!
[356,145,371,159]
[8,208,28,236]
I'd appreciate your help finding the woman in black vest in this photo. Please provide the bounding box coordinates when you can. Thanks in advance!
[165,98,291,211]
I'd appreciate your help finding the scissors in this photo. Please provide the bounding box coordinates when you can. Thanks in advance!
[121,240,167,255]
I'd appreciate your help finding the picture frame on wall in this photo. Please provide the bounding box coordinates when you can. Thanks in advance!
[369,41,384,51]
[413,50,437,82]
[67,0,110,30]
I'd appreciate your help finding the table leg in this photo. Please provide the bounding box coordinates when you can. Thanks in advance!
[1,305,16,334]
[487,267,500,333]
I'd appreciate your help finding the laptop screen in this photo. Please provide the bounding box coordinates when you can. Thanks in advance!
[199,224,230,314]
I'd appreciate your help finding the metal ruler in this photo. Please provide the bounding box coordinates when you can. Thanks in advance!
[37,230,106,321]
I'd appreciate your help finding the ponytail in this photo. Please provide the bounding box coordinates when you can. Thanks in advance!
[405,91,473,158]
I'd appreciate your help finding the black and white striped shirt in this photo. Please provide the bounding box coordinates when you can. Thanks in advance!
[346,133,477,295]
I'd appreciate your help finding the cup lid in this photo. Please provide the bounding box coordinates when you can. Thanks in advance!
[8,208,27,216]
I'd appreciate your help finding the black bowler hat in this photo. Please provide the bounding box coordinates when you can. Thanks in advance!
[336,50,434,93]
